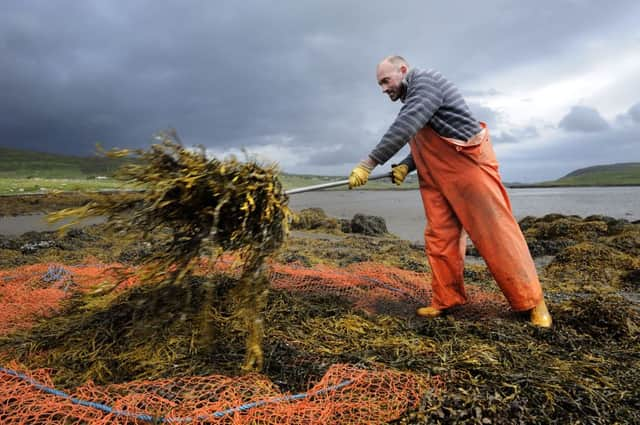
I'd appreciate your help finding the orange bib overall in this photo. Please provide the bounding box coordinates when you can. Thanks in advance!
[409,123,542,311]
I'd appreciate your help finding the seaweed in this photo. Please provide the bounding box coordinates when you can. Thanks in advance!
[46,131,291,370]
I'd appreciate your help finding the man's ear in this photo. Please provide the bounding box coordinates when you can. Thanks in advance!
[399,64,408,74]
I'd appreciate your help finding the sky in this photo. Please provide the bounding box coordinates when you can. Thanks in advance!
[1,1,639,182]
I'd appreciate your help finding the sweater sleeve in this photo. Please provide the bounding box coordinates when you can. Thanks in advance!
[368,72,443,165]
[397,153,416,172]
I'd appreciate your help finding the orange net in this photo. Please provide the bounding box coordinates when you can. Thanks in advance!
[1,259,508,424]
[0,361,439,425]
[270,261,509,318]
[0,262,138,336]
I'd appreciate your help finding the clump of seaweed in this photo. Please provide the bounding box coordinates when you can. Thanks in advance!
[555,293,639,340]
[48,131,291,370]
[545,242,639,291]
[4,273,249,389]
[290,208,340,232]
[394,292,640,424]
[606,227,640,257]
[518,214,637,257]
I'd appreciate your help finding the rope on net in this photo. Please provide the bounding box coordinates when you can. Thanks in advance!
[0,365,353,423]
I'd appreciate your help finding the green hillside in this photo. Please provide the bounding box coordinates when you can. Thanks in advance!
[541,162,640,186]
[0,146,129,179]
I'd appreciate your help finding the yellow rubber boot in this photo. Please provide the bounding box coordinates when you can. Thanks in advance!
[416,306,443,318]
[530,299,552,328]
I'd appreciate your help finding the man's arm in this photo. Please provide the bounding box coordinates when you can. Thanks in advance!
[368,73,444,165]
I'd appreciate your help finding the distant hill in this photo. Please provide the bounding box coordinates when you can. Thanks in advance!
[538,162,640,186]
[0,146,130,179]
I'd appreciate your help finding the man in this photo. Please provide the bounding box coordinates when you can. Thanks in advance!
[349,56,552,327]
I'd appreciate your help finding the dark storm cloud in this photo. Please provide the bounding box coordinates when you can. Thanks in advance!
[467,103,499,129]
[514,126,539,139]
[492,127,538,144]
[558,106,610,133]
[498,126,639,182]
[306,144,372,166]
[614,101,640,127]
[0,0,637,176]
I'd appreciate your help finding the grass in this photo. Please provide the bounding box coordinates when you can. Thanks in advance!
[540,163,640,186]
[0,147,129,179]
[0,177,134,195]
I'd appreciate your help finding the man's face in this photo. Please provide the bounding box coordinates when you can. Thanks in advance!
[376,61,407,102]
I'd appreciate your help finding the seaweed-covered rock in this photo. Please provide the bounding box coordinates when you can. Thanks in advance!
[605,228,640,257]
[525,237,575,257]
[290,208,339,231]
[545,242,640,290]
[0,236,20,250]
[518,214,638,257]
[20,240,57,254]
[584,214,629,235]
[517,215,539,232]
[620,269,640,291]
[64,228,97,242]
[339,218,352,233]
[117,242,154,265]
[539,213,580,223]
[350,214,388,236]
[529,218,608,241]
[280,252,312,267]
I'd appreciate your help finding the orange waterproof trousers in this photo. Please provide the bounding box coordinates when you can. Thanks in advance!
[409,123,542,311]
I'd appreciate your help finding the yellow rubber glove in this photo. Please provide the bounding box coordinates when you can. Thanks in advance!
[349,161,373,189]
[391,164,409,186]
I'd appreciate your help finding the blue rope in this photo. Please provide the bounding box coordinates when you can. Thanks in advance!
[0,366,154,422]
[0,365,353,423]
[42,265,71,283]
[208,378,353,419]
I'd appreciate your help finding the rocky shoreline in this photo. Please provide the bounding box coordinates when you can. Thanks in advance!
[1,194,639,424]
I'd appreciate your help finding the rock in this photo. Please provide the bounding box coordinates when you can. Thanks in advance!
[20,240,56,254]
[349,214,388,236]
[339,218,351,233]
[525,237,575,257]
[620,269,640,291]
[280,253,312,267]
[118,242,154,264]
[0,237,19,250]
[290,208,339,231]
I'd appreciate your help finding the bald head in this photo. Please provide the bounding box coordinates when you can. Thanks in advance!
[376,55,410,102]
[378,55,410,69]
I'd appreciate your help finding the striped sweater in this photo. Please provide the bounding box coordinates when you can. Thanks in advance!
[369,68,481,170]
